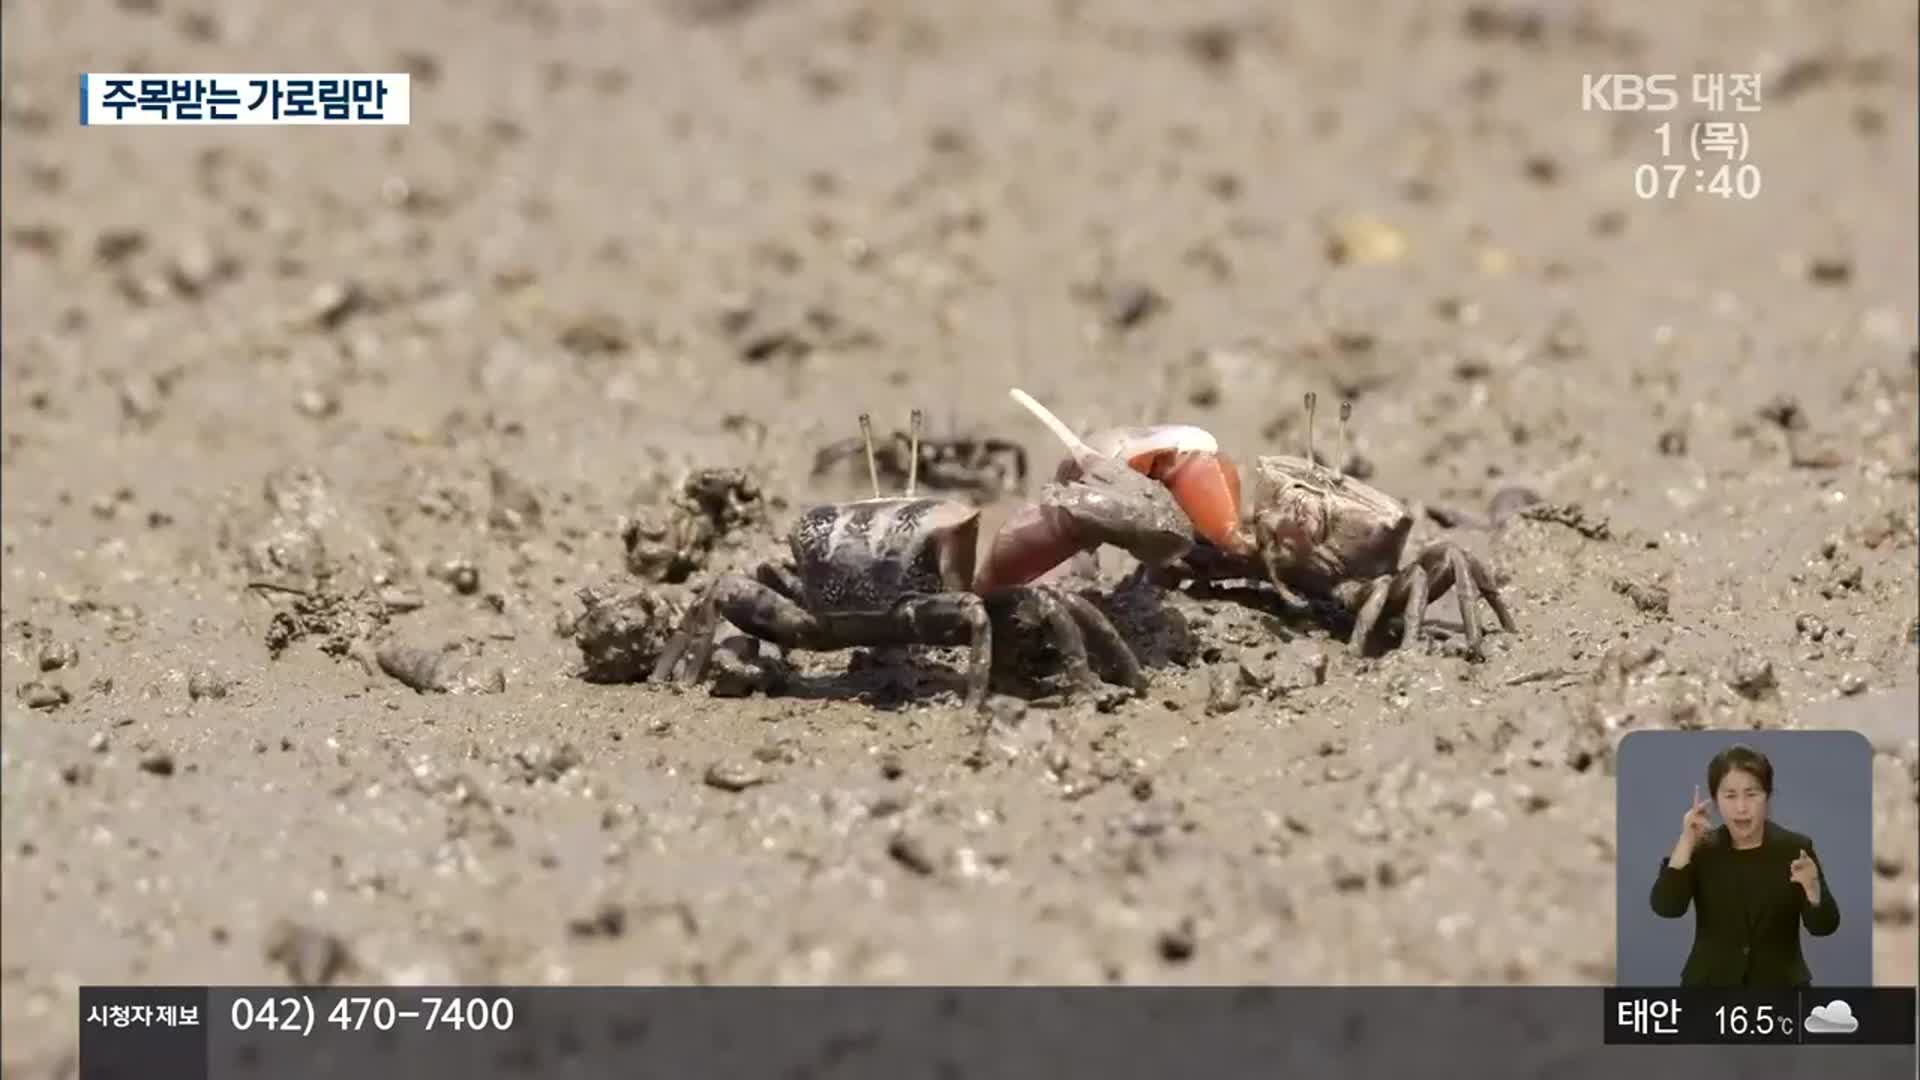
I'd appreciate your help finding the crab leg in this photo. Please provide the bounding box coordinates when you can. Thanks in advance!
[1051,588,1146,691]
[1348,576,1393,654]
[1447,546,1486,656]
[1399,564,1430,646]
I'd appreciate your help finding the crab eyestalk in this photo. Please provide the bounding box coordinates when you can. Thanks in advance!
[858,412,882,497]
[1301,390,1352,482]
[906,408,923,497]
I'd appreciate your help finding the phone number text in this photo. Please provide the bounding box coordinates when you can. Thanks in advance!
[227,993,515,1037]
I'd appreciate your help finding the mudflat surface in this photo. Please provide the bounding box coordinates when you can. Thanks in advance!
[3,0,1917,1071]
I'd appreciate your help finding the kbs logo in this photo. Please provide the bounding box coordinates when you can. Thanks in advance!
[1581,74,1680,111]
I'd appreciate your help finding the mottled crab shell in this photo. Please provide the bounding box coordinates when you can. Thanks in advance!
[789,496,980,613]
[1249,455,1414,581]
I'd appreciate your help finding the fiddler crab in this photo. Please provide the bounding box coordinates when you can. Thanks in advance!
[1110,391,1518,658]
[651,389,1198,710]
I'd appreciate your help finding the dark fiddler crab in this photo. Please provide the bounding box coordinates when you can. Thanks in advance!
[1047,392,1518,657]
[651,390,1195,709]
[810,422,1028,502]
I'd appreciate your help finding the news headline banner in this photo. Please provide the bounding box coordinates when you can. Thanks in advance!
[80,986,1916,1080]
[79,74,410,125]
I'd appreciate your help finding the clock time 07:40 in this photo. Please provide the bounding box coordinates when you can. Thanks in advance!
[1635,161,1761,199]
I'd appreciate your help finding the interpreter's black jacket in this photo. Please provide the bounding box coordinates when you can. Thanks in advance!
[1649,821,1841,987]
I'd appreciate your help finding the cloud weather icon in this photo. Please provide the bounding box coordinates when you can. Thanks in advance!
[1804,1000,1859,1035]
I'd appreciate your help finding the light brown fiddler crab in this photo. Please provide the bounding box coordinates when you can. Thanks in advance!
[650,390,1198,709]
[1040,391,1518,658]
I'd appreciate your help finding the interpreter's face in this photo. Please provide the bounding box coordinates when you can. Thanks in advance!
[1714,767,1768,838]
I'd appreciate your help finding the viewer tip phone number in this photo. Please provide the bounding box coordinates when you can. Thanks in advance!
[228,993,516,1037]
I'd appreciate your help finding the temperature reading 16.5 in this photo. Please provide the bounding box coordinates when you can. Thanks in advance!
[1716,1004,1794,1037]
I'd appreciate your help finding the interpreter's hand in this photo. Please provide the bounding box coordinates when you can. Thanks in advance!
[1789,849,1821,904]
[1678,786,1712,848]
[1666,786,1712,869]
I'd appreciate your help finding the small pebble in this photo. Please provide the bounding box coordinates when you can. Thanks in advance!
[376,643,504,695]
[94,226,146,263]
[187,670,230,701]
[295,387,340,419]
[20,681,69,710]
[1759,394,1805,431]
[1822,560,1863,598]
[887,832,938,876]
[1156,920,1197,962]
[1612,578,1670,617]
[263,919,355,986]
[169,237,229,295]
[379,587,426,614]
[1806,256,1852,285]
[437,560,480,595]
[138,751,176,776]
[119,374,166,425]
[37,640,78,671]
[1788,432,1846,469]
[488,464,543,534]
[177,10,219,43]
[305,280,365,329]
[1542,315,1587,359]
[1307,651,1329,686]
[512,743,581,784]
[1324,215,1407,265]
[1487,486,1544,525]
[1181,24,1238,70]
[1099,281,1164,330]
[703,762,768,792]
[566,903,627,940]
[1328,856,1370,892]
[1206,663,1246,715]
[1729,654,1777,700]
[1185,368,1221,409]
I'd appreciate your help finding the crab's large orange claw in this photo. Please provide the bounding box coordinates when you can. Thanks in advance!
[1130,448,1251,556]
[973,503,1080,595]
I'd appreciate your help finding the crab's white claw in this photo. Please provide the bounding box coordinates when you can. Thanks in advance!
[1009,387,1101,468]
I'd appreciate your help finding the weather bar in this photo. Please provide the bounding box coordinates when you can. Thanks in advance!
[76,984,1918,1078]
[1604,987,1917,1045]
